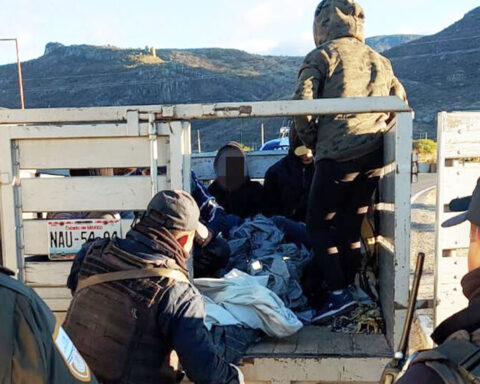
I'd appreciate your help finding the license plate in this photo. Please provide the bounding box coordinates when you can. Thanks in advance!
[47,219,122,260]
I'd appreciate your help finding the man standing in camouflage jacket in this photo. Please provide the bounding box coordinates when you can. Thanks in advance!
[293,0,407,322]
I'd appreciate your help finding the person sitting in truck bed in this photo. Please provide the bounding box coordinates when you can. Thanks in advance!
[208,142,263,219]
[398,179,480,384]
[192,170,312,251]
[293,0,408,323]
[263,127,314,222]
[64,190,243,384]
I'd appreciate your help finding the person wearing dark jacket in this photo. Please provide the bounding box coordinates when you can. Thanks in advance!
[398,179,480,384]
[0,266,99,384]
[293,0,408,322]
[263,128,314,222]
[64,190,242,384]
[208,142,263,219]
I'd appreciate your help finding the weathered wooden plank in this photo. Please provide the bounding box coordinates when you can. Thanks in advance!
[246,337,277,356]
[294,326,320,355]
[168,97,411,121]
[440,166,480,204]
[0,98,410,124]
[352,334,391,357]
[0,132,18,272]
[317,331,354,356]
[23,219,134,256]
[25,261,72,286]
[5,123,154,140]
[271,332,300,355]
[169,121,189,190]
[383,123,397,165]
[438,219,470,250]
[435,112,480,326]
[378,243,395,346]
[378,210,395,242]
[436,256,468,324]
[182,121,192,193]
[247,327,391,359]
[43,299,72,312]
[33,287,71,299]
[379,170,395,204]
[241,356,390,383]
[18,137,169,169]
[21,176,167,212]
[191,151,287,181]
[441,113,480,159]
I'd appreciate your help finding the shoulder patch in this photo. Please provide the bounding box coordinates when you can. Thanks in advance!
[53,326,92,382]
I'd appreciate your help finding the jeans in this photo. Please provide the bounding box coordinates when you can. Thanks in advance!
[271,216,312,250]
[304,147,383,302]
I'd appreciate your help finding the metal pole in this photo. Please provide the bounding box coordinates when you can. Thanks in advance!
[14,39,25,109]
[197,129,202,153]
[0,38,25,109]
[261,123,265,146]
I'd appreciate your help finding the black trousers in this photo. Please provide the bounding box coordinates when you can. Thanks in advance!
[303,147,383,304]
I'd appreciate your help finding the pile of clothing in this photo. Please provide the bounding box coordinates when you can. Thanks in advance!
[194,215,312,343]
[226,215,312,311]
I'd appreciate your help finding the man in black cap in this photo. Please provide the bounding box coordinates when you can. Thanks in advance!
[0,266,99,384]
[64,190,243,384]
[398,178,480,384]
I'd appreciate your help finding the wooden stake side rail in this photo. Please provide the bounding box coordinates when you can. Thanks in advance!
[0,97,411,124]
[435,112,480,326]
[21,176,168,212]
[0,98,413,383]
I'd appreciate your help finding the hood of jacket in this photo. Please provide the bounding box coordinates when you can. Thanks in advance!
[313,0,365,46]
[213,141,250,191]
[214,141,247,172]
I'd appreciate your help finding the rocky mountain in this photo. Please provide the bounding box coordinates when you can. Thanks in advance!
[0,7,479,148]
[366,34,422,52]
[0,43,302,150]
[385,6,480,139]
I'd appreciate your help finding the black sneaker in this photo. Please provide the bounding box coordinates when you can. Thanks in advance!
[312,289,357,325]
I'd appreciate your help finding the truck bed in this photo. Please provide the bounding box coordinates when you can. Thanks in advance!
[245,326,392,359]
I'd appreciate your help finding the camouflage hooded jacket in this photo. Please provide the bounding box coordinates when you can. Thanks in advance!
[293,0,407,162]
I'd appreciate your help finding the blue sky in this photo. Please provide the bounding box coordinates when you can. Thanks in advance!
[0,0,478,65]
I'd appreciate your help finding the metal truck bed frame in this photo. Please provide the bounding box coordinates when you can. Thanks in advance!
[0,97,412,383]
[435,112,480,326]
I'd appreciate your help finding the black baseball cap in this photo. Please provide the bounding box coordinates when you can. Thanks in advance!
[146,190,209,240]
[442,178,480,228]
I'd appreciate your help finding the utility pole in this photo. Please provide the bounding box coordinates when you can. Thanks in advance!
[260,123,265,146]
[0,38,25,109]
[197,130,202,153]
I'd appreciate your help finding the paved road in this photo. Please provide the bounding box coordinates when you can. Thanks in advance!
[412,173,437,197]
